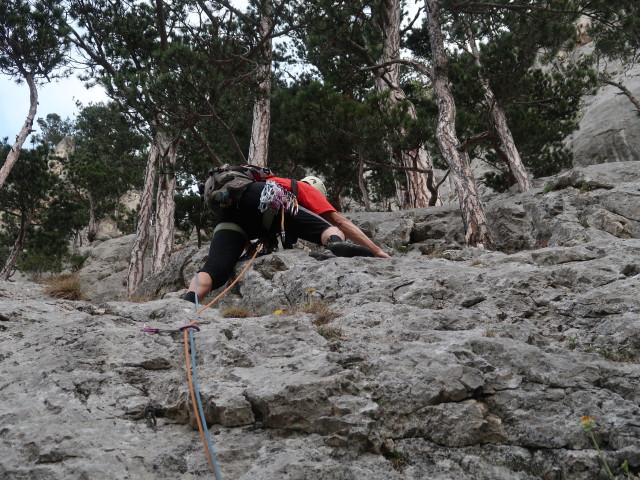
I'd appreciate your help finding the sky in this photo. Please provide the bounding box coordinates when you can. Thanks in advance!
[0,0,423,145]
[0,74,108,144]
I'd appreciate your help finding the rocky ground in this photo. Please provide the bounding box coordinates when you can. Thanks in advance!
[1,161,639,479]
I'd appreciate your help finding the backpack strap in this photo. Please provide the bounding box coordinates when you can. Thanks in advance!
[243,164,274,182]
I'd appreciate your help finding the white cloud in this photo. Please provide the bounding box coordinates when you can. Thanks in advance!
[0,75,108,143]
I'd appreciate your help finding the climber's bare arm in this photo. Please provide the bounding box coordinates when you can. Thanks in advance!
[321,211,390,258]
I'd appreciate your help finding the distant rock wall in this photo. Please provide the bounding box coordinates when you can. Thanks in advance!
[565,46,640,166]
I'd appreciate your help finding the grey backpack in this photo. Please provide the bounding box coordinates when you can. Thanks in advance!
[202,164,273,210]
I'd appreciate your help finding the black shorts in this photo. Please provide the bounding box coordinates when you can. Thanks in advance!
[199,182,332,288]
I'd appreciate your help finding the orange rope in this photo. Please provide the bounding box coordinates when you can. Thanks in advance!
[183,245,262,478]
[184,329,217,477]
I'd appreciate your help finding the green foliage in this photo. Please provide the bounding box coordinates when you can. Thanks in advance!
[404,2,598,191]
[174,190,215,247]
[567,336,580,350]
[269,80,398,208]
[0,142,69,277]
[34,114,73,149]
[483,171,510,193]
[3,0,620,239]
[585,1,640,64]
[68,252,90,271]
[63,103,147,238]
[0,143,54,215]
[0,0,71,80]
[291,1,378,95]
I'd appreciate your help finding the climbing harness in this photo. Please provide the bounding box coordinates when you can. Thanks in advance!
[141,245,262,479]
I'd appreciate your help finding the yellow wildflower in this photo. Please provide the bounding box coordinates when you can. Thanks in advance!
[580,415,595,426]
[274,309,283,315]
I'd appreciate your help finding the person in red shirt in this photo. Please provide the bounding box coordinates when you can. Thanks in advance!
[184,170,389,304]
[269,176,390,257]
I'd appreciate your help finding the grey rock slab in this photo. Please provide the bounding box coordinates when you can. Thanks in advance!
[3,164,640,479]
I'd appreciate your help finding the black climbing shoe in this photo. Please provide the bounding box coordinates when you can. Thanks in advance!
[326,239,375,258]
[183,291,197,304]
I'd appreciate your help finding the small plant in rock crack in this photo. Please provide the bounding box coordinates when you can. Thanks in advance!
[388,450,407,471]
[575,342,636,362]
[580,181,597,193]
[579,416,640,479]
[567,336,580,350]
[285,300,343,325]
[598,347,635,363]
[316,326,343,341]
[307,287,316,305]
[580,416,616,479]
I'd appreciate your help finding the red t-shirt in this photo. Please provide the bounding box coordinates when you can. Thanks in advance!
[271,177,336,216]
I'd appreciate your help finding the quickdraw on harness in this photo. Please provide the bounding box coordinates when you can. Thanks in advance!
[259,179,298,237]
[258,180,298,216]
[254,178,300,254]
[140,246,262,480]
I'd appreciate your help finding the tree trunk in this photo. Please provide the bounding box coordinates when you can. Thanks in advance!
[152,139,178,274]
[248,3,273,168]
[0,211,34,280]
[426,0,493,248]
[87,192,98,242]
[468,34,531,192]
[358,151,372,211]
[126,131,169,297]
[394,178,408,210]
[0,74,38,190]
[374,0,438,208]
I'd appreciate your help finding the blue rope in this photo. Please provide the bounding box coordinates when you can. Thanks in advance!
[191,280,222,479]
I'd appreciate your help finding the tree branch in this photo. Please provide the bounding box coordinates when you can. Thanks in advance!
[459,131,492,150]
[364,160,433,174]
[603,79,640,111]
[360,58,432,79]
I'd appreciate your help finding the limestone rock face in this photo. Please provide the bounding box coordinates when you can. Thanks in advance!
[75,234,143,303]
[565,48,640,166]
[1,162,639,479]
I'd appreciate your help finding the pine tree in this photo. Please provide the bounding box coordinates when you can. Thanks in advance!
[65,103,147,242]
[0,143,60,279]
[0,0,71,189]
